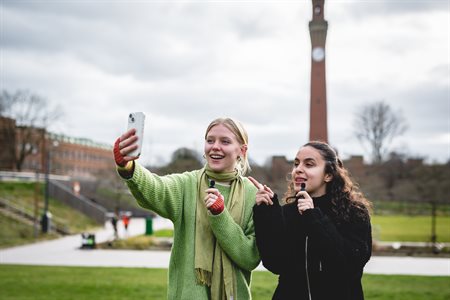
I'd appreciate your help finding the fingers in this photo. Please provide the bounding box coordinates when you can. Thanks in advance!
[295,190,308,199]
[120,128,137,142]
[203,189,221,208]
[249,176,275,206]
[255,193,273,206]
[295,190,313,214]
[205,188,219,195]
[297,197,314,214]
[263,185,274,198]
[248,176,263,190]
[118,131,139,158]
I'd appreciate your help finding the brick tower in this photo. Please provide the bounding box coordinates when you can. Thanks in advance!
[309,0,328,143]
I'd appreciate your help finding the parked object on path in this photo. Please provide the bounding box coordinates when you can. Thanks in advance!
[80,232,96,249]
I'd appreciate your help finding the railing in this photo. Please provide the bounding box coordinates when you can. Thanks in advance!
[0,171,70,182]
[49,180,108,224]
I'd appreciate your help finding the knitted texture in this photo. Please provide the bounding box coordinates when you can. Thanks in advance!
[113,138,127,167]
[209,194,224,215]
[123,164,260,300]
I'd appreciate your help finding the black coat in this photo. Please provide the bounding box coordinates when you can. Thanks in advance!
[253,194,372,300]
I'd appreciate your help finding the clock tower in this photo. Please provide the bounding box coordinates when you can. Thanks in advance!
[309,0,328,143]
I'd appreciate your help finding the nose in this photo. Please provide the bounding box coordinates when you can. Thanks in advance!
[211,141,221,150]
[294,163,303,174]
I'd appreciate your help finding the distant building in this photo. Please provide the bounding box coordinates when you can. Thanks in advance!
[0,116,113,179]
[343,155,367,178]
[44,133,113,179]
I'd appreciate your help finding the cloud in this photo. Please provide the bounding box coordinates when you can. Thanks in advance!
[1,1,449,166]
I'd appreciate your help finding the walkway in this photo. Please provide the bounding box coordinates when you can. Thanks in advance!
[1,217,449,276]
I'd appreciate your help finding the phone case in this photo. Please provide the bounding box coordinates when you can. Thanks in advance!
[127,112,145,157]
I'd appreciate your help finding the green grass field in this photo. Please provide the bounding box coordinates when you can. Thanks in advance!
[371,215,450,242]
[0,265,448,300]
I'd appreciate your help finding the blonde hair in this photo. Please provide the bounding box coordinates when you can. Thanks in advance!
[204,117,251,175]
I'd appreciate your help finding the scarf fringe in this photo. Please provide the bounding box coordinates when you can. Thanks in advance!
[195,268,212,287]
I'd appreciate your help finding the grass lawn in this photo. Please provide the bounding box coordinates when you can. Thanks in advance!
[0,265,448,300]
[372,215,450,242]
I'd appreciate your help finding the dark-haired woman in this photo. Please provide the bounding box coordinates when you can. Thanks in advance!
[250,141,372,300]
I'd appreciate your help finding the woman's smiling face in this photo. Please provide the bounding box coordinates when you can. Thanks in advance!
[291,146,332,197]
[204,124,244,173]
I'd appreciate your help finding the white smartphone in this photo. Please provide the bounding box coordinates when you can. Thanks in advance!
[127,112,145,157]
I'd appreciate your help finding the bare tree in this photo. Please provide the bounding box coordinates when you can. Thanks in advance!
[0,89,62,171]
[354,101,408,164]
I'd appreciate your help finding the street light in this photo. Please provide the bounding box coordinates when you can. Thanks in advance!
[41,140,59,233]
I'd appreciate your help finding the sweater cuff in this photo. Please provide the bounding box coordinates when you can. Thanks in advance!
[117,161,135,179]
[271,193,280,207]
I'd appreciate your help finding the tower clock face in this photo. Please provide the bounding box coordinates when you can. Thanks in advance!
[312,47,325,62]
[314,5,321,15]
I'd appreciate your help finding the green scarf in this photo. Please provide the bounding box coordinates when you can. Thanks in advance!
[195,166,245,300]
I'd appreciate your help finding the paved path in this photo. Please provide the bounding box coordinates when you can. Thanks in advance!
[1,218,449,276]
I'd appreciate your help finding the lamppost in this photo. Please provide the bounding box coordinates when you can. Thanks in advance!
[431,200,439,254]
[41,139,59,233]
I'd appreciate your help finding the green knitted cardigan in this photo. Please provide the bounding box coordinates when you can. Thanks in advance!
[122,163,260,300]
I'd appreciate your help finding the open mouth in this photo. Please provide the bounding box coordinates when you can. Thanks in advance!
[209,154,224,160]
[294,177,307,184]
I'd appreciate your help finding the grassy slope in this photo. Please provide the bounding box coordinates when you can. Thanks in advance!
[0,182,99,248]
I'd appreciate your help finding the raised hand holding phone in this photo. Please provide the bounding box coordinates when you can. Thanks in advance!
[126,112,145,157]
[113,112,145,168]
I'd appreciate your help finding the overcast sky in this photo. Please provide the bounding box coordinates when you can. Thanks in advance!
[1,0,449,166]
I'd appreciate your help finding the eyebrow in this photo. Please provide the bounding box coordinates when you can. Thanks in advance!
[206,135,234,141]
[295,157,316,163]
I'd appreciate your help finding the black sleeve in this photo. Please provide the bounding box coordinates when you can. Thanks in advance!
[302,207,372,273]
[253,194,288,274]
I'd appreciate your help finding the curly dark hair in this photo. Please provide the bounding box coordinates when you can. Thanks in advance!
[283,141,372,223]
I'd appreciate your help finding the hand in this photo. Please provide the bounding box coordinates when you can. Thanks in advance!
[114,128,139,167]
[296,190,314,214]
[204,188,224,215]
[248,176,274,206]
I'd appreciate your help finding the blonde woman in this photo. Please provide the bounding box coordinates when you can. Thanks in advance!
[114,117,259,300]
